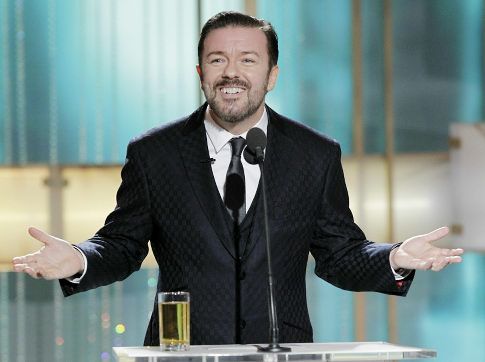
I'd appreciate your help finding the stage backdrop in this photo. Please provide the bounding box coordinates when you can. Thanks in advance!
[0,1,484,362]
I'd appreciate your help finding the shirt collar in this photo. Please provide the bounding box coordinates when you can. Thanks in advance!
[204,106,269,154]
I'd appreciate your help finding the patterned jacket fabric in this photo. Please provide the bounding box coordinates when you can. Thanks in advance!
[60,103,414,345]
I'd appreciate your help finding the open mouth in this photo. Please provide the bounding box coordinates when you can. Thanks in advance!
[220,87,245,95]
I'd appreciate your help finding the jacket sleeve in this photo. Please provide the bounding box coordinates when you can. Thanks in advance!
[60,141,152,296]
[309,143,413,296]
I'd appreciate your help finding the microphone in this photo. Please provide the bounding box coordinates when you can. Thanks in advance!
[199,158,216,164]
[244,128,291,353]
[244,127,267,164]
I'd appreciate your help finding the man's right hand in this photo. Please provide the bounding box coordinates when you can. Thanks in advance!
[12,227,85,280]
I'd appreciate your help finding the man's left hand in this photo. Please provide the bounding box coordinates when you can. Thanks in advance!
[390,226,464,272]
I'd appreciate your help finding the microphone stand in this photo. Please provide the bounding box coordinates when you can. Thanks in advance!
[254,147,291,353]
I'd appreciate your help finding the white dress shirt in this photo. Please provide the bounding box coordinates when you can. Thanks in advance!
[204,107,267,212]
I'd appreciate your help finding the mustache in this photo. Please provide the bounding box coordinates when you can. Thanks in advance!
[214,79,249,89]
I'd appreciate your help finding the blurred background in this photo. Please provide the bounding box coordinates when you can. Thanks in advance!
[0,0,484,361]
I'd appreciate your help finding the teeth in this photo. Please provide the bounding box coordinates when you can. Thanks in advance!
[221,87,244,94]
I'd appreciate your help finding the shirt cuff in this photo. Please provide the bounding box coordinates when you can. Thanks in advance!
[391,266,412,280]
[390,243,412,280]
[64,245,88,284]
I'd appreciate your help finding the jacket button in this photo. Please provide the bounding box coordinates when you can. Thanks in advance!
[239,270,246,280]
[240,320,246,329]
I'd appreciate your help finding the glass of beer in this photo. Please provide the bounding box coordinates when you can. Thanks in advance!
[158,291,190,351]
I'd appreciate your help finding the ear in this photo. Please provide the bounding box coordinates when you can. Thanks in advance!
[266,65,279,92]
[196,65,203,81]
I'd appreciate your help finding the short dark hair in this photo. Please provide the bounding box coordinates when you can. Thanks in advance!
[198,11,279,69]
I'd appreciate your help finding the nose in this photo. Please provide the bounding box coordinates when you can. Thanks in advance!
[222,60,239,79]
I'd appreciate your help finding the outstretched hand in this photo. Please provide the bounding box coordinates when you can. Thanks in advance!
[12,227,84,280]
[390,226,464,272]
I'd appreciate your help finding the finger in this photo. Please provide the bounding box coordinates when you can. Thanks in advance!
[431,259,449,272]
[429,254,463,271]
[23,266,41,279]
[439,248,464,257]
[451,248,464,255]
[446,255,463,264]
[13,263,37,276]
[12,253,38,265]
[13,263,29,272]
[28,226,54,246]
[12,256,27,265]
[422,226,449,243]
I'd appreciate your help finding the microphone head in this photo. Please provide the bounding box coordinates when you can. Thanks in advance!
[246,127,267,153]
[243,147,258,165]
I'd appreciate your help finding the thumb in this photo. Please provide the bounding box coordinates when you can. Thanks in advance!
[28,226,55,246]
[421,226,450,243]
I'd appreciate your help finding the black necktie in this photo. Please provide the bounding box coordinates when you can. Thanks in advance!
[224,137,246,224]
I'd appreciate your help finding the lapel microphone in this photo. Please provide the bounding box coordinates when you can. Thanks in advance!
[244,128,291,353]
[200,158,216,164]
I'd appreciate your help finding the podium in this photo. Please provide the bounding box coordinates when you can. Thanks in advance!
[113,342,436,361]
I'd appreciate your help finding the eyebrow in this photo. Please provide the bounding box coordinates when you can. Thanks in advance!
[240,51,260,56]
[205,50,261,58]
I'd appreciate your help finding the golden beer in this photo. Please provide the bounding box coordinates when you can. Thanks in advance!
[158,292,190,351]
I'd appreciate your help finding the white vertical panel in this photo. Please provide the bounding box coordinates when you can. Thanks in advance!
[142,0,152,130]
[110,0,119,162]
[15,273,26,362]
[200,0,245,24]
[0,272,9,361]
[101,287,111,358]
[94,0,106,163]
[0,167,50,262]
[344,154,453,245]
[86,291,98,361]
[450,123,485,251]
[343,156,390,242]
[393,154,453,246]
[1,0,13,164]
[14,0,27,164]
[53,285,63,361]
[48,0,59,165]
[78,0,88,163]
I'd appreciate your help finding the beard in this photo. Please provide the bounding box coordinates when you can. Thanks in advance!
[202,78,268,124]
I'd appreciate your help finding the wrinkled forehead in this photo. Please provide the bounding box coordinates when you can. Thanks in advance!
[202,26,269,58]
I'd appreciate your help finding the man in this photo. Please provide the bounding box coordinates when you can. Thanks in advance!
[13,11,463,346]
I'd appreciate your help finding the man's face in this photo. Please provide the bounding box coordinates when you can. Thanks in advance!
[197,26,278,127]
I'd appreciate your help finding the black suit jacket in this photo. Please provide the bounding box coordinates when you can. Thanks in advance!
[60,103,413,345]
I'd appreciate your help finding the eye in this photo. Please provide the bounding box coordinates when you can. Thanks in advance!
[242,58,256,64]
[209,58,224,64]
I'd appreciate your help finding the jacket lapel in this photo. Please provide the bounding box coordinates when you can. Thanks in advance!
[177,104,236,259]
